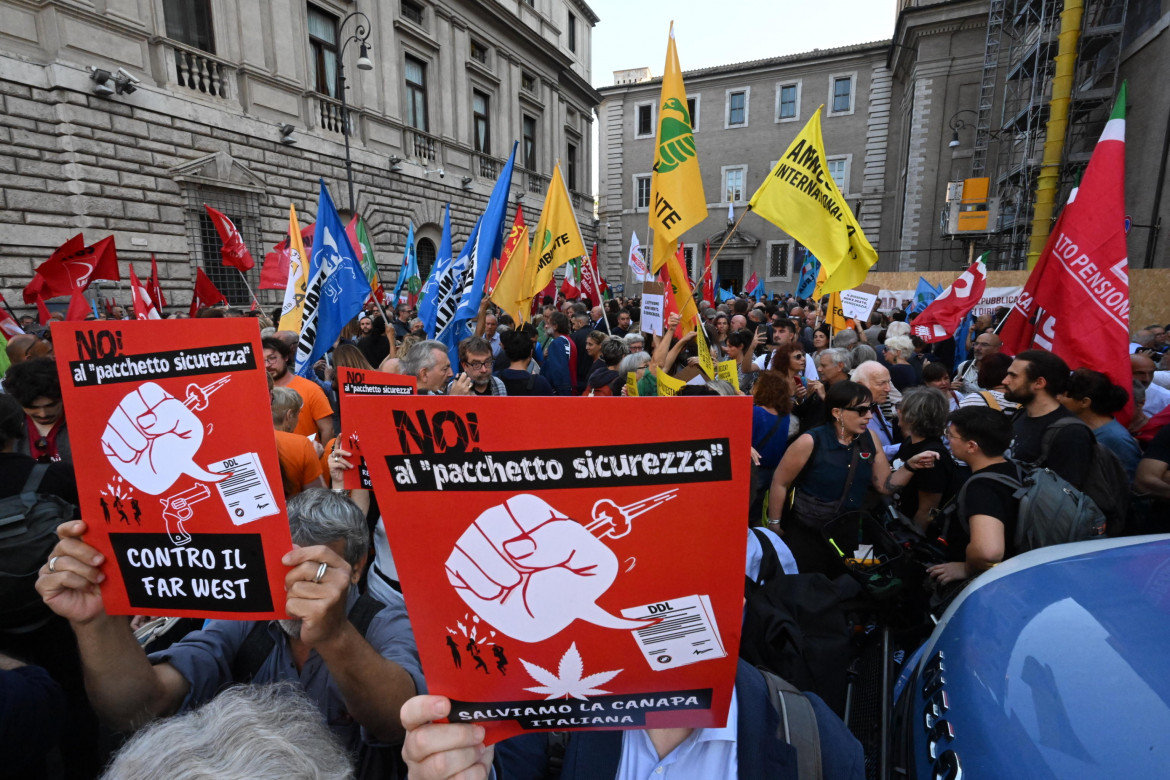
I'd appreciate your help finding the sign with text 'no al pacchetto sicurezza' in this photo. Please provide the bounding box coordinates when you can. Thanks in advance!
[351,395,751,744]
[52,320,292,620]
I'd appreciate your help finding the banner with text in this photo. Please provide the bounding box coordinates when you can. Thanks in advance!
[337,365,417,489]
[52,319,292,619]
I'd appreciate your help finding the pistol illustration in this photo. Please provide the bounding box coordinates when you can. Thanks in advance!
[159,484,211,546]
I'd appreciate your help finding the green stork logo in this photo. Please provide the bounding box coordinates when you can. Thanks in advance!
[653,97,695,174]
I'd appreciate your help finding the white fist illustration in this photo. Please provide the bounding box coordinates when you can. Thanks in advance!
[445,494,654,643]
[101,382,226,495]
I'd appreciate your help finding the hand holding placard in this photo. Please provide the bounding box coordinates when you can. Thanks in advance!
[102,382,227,495]
[445,494,654,643]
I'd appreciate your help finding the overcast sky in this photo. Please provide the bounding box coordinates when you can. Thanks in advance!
[586,1,898,88]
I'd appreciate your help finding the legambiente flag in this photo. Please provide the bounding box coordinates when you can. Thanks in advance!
[749,106,877,295]
[649,22,706,272]
[522,164,585,311]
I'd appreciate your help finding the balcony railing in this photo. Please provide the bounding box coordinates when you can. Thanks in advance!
[408,128,440,162]
[166,41,235,99]
[527,171,547,194]
[475,152,500,180]
[315,95,353,135]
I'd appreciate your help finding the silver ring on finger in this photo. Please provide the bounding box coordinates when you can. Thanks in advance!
[313,561,328,583]
[48,555,60,573]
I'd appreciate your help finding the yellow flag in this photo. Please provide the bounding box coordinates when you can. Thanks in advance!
[694,317,715,379]
[626,372,640,397]
[663,241,699,335]
[749,106,877,294]
[278,204,310,333]
[657,370,686,397]
[715,359,741,393]
[826,290,851,334]
[649,23,706,272]
[490,226,530,325]
[523,164,586,303]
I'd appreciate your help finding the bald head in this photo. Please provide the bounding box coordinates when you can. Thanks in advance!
[1131,353,1156,387]
[5,334,52,364]
[972,332,1001,362]
[850,360,892,404]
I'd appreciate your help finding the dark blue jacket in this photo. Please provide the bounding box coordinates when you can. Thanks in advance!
[495,659,864,780]
[544,335,574,396]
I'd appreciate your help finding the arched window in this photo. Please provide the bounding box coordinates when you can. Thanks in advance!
[417,237,437,280]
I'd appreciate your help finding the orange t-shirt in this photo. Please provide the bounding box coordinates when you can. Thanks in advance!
[284,375,333,438]
[274,430,323,496]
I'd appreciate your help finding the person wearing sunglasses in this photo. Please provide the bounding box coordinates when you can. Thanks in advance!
[765,380,938,576]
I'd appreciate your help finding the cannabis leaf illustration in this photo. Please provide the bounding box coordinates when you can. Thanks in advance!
[520,642,622,700]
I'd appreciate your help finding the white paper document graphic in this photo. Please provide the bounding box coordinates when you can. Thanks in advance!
[210,452,278,526]
[622,594,727,671]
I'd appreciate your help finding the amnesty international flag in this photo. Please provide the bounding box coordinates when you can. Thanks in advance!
[749,106,877,295]
[523,164,586,304]
[649,23,706,272]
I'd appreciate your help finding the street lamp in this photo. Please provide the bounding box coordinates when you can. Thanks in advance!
[948,109,978,149]
[337,11,373,213]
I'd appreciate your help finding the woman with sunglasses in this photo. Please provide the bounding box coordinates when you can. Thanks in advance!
[765,381,938,576]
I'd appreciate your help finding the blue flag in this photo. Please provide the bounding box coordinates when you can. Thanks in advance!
[437,217,482,368]
[452,142,518,325]
[796,251,820,299]
[295,179,369,376]
[418,205,452,336]
[952,312,973,372]
[392,222,419,306]
[911,276,942,314]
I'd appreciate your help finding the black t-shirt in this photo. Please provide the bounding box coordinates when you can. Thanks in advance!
[894,438,954,520]
[945,461,1020,562]
[0,452,79,508]
[497,368,555,396]
[1145,424,1170,465]
[1011,406,1094,488]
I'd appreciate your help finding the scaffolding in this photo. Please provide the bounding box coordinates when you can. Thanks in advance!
[979,0,1127,269]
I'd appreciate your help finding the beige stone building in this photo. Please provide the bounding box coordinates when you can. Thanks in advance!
[0,0,600,312]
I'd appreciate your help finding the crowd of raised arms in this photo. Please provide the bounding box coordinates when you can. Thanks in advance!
[3,289,1169,780]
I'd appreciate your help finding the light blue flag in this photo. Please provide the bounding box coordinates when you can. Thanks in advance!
[952,312,973,373]
[437,218,483,369]
[911,276,941,314]
[796,251,820,299]
[452,142,518,325]
[296,179,369,376]
[418,205,452,337]
[392,222,418,306]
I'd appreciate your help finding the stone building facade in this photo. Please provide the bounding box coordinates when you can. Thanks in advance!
[0,0,600,314]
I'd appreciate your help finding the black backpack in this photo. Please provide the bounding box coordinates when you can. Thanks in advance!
[1037,417,1131,536]
[740,528,856,717]
[0,464,77,632]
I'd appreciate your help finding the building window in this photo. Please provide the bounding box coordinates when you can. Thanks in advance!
[567,11,577,53]
[776,82,800,121]
[163,0,214,52]
[472,90,490,154]
[308,6,339,99]
[401,0,425,26]
[522,115,537,170]
[566,141,578,191]
[829,73,855,115]
[767,241,793,281]
[633,174,651,210]
[635,102,654,138]
[722,165,747,203]
[826,156,850,192]
[726,88,748,128]
[405,55,429,131]
[470,39,489,65]
[416,236,437,280]
[521,71,537,93]
[682,245,696,279]
[686,95,699,131]
[185,186,260,307]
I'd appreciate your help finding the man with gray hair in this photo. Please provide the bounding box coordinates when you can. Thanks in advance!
[831,327,859,351]
[400,339,471,395]
[851,360,901,457]
[36,489,425,756]
[102,683,354,780]
[817,348,851,389]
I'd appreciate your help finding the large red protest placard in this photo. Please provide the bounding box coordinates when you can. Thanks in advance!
[52,320,291,620]
[336,365,416,489]
[351,396,751,744]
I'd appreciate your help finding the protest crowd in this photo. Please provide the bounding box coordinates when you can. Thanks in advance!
[0,24,1162,780]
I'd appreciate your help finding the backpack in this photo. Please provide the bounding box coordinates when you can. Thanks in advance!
[740,528,856,717]
[0,464,77,632]
[942,463,1104,556]
[759,668,824,780]
[1038,417,1131,536]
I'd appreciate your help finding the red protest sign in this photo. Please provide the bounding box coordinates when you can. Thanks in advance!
[351,396,750,744]
[336,365,416,489]
[52,319,291,620]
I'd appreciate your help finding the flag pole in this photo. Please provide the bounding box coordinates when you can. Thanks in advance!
[238,272,262,312]
[709,208,751,266]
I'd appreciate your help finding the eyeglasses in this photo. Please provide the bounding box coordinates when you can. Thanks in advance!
[464,360,493,370]
[844,404,876,415]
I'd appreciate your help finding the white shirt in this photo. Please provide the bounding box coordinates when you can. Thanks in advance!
[615,689,738,780]
[1144,381,1170,418]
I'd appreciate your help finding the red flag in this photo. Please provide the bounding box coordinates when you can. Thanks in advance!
[530,277,556,316]
[23,234,119,303]
[490,206,525,293]
[745,271,760,297]
[204,204,255,271]
[149,254,167,308]
[0,306,24,337]
[658,245,686,339]
[129,265,162,320]
[579,244,602,308]
[700,241,715,307]
[261,223,314,291]
[66,285,92,321]
[189,268,228,317]
[910,256,988,343]
[999,85,1132,421]
[35,295,51,326]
